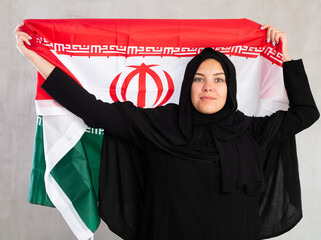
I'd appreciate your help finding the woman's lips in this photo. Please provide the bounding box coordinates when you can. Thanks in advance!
[200,96,216,101]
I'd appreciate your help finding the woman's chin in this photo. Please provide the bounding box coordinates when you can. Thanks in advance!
[195,106,222,114]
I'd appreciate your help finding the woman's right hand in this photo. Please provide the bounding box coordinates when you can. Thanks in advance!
[14,22,38,60]
[14,22,55,78]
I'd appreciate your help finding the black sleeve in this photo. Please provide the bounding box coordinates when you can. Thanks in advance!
[249,59,319,149]
[41,67,140,142]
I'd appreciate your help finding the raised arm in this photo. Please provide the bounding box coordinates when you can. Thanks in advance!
[41,67,141,140]
[15,22,55,78]
[15,22,141,143]
[249,26,319,148]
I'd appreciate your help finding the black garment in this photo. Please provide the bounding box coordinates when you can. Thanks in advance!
[42,57,319,239]
[177,48,265,194]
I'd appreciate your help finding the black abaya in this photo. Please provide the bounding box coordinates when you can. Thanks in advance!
[41,55,319,240]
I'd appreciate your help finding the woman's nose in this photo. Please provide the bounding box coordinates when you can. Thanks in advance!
[203,81,213,91]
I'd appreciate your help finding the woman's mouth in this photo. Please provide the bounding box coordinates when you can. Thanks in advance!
[200,96,216,101]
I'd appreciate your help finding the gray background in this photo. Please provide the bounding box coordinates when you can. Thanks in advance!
[1,0,320,239]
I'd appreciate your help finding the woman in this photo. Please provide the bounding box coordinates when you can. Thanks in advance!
[15,23,319,240]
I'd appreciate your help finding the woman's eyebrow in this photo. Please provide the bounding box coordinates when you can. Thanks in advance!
[195,72,225,76]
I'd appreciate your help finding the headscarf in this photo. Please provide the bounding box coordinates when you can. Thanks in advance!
[109,48,268,194]
[178,47,264,193]
[178,47,237,138]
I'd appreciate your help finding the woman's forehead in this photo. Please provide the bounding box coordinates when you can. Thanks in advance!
[195,58,225,74]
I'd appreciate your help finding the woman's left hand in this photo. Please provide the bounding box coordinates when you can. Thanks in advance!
[261,24,291,62]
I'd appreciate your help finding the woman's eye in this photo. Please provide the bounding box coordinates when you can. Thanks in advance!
[215,78,224,83]
[193,78,204,82]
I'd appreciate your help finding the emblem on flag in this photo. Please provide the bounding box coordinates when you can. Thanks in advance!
[109,63,174,107]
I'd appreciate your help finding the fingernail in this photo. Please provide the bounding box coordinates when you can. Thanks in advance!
[27,42,31,46]
[28,36,32,40]
[272,42,275,47]
[260,26,264,30]
[267,38,270,43]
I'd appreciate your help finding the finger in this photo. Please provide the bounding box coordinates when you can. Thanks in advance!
[17,37,30,48]
[17,35,31,46]
[14,22,25,36]
[260,24,274,43]
[278,31,286,42]
[18,31,32,40]
[274,32,282,44]
[260,24,270,30]
[16,32,32,43]
[271,29,284,46]
[270,28,279,46]
[266,26,275,43]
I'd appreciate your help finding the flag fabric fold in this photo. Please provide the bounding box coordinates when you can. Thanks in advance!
[23,18,289,239]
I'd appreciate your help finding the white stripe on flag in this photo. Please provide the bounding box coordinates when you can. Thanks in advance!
[43,115,92,240]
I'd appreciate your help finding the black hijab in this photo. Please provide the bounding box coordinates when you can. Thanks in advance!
[106,48,267,194]
[179,47,237,138]
[176,48,264,193]
[99,48,301,239]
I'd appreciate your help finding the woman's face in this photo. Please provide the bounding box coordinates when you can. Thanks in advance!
[191,58,228,114]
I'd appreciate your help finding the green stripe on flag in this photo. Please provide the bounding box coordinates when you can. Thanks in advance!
[50,128,102,232]
[29,116,103,232]
[28,116,54,207]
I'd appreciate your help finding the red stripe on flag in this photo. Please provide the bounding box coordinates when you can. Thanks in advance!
[21,19,283,101]
[23,19,266,48]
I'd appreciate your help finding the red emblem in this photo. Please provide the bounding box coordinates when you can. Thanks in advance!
[109,63,174,107]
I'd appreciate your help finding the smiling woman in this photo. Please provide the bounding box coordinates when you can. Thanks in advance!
[15,21,319,240]
[191,58,228,114]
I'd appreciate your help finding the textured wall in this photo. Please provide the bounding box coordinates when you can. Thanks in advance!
[1,0,321,239]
